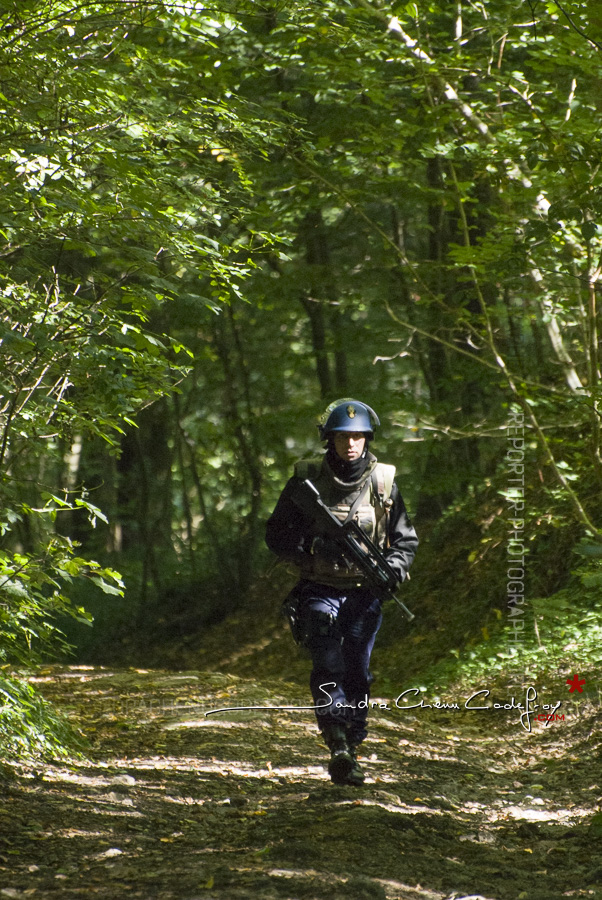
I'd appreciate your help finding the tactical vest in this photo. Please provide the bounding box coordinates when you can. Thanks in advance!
[293,454,395,587]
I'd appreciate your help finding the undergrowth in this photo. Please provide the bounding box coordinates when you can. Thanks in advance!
[0,673,83,763]
[413,584,602,698]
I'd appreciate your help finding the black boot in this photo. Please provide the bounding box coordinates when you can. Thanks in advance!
[346,743,365,786]
[322,723,353,785]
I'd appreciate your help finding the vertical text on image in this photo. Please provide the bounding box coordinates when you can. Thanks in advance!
[507,408,525,646]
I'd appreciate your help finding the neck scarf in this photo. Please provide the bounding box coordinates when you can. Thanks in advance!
[325,442,371,483]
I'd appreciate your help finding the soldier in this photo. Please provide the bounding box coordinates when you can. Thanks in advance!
[265,399,418,785]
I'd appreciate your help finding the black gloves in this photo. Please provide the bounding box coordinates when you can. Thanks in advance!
[383,551,406,583]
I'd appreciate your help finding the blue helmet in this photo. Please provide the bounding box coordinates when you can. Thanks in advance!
[318,398,380,440]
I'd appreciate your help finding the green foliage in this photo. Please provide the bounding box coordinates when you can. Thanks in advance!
[570,538,602,589]
[0,673,81,760]
[0,513,123,667]
[2,0,602,688]
[424,586,602,697]
[0,0,289,756]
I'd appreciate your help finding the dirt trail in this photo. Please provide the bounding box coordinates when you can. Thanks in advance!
[0,667,600,900]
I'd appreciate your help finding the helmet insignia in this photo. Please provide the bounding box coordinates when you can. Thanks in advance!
[347,405,356,418]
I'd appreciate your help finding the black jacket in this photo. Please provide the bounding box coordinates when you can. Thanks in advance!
[265,468,418,583]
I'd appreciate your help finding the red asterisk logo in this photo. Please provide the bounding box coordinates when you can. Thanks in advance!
[566,674,586,693]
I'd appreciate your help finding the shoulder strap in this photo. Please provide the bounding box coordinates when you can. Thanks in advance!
[373,462,396,502]
[343,479,371,524]
[372,462,396,548]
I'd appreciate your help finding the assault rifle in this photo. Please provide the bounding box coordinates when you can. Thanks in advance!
[292,479,415,622]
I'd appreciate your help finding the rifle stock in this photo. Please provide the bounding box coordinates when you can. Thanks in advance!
[293,478,415,622]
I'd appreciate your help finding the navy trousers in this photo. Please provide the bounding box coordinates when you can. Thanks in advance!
[295,580,383,746]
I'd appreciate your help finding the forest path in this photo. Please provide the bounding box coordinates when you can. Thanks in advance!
[1,667,600,900]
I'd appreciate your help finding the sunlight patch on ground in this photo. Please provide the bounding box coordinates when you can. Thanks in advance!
[29,671,119,683]
[502,804,591,823]
[85,807,143,819]
[40,768,134,787]
[157,674,200,682]
[162,717,287,730]
[375,876,457,900]
[102,755,328,781]
[53,829,110,839]
[457,796,592,825]
[396,739,465,763]
[334,797,445,816]
[265,866,466,900]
